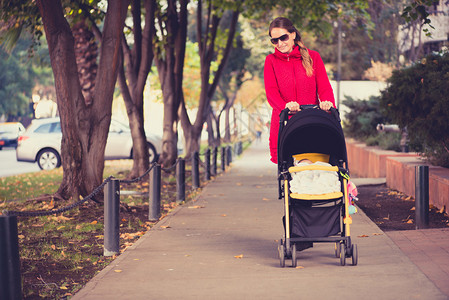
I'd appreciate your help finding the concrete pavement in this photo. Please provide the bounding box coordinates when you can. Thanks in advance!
[73,140,448,300]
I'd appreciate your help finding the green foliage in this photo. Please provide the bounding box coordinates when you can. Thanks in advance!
[342,95,402,151]
[365,131,402,152]
[401,0,434,37]
[278,0,370,39]
[342,95,387,138]
[309,0,401,80]
[379,51,449,167]
[0,41,35,119]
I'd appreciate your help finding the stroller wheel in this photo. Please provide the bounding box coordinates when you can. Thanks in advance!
[278,243,285,268]
[351,244,358,266]
[291,243,297,268]
[339,243,346,266]
[334,242,341,258]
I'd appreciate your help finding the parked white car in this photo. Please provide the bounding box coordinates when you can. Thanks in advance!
[0,122,26,150]
[16,117,162,170]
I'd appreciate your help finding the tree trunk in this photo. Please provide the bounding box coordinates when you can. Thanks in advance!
[224,106,231,143]
[180,3,239,157]
[118,0,155,178]
[37,0,128,201]
[154,0,188,166]
[207,110,217,146]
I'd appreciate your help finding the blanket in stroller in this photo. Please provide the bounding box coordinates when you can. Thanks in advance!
[290,161,341,195]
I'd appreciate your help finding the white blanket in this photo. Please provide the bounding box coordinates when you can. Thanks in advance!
[290,161,341,195]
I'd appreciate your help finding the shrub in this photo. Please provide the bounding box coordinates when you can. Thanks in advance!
[342,95,402,151]
[343,95,388,138]
[379,51,449,167]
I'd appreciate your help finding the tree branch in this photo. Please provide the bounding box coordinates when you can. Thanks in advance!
[208,10,239,99]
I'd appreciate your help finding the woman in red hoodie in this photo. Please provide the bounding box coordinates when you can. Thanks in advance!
[264,17,336,164]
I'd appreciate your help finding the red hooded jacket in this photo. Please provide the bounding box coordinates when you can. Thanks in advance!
[264,45,335,163]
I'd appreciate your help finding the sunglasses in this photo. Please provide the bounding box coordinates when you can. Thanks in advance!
[270,34,289,45]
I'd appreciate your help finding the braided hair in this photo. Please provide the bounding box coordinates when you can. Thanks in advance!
[269,17,314,77]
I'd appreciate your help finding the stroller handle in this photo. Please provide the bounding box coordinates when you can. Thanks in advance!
[279,104,341,123]
[279,105,341,124]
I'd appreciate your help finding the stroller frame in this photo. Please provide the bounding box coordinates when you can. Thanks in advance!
[276,106,358,267]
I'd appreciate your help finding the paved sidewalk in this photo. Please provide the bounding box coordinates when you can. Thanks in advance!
[73,141,448,300]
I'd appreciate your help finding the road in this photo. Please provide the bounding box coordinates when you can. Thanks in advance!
[0,148,40,177]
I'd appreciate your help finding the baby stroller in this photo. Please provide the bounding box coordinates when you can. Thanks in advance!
[277,105,358,267]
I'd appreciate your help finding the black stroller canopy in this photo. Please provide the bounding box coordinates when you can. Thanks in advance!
[278,109,347,166]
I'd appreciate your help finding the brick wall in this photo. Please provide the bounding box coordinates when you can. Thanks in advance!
[346,139,449,212]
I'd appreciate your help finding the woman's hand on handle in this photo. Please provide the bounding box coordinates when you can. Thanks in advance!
[319,101,333,111]
[285,101,300,112]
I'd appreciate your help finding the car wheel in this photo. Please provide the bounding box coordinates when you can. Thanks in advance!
[37,149,61,170]
[147,142,157,163]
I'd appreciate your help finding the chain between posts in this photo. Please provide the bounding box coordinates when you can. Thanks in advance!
[3,176,115,217]
[120,162,158,184]
[161,158,180,173]
[3,142,243,218]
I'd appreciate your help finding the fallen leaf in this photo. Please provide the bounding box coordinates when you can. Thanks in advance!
[236,182,242,186]
[160,225,171,229]
[51,245,56,250]
[439,206,446,214]
[64,293,73,296]
[18,234,25,239]
[221,214,227,217]
[358,235,369,238]
[114,270,122,273]
[61,250,66,257]
[75,225,82,230]
[406,219,413,224]
[188,205,204,209]
[90,220,98,225]
[372,233,383,236]
[234,254,244,259]
[296,266,305,269]
[262,198,270,201]
[60,286,68,290]
[410,207,416,211]
[57,225,65,230]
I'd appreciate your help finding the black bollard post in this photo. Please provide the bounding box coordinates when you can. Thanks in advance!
[0,215,22,300]
[236,141,242,156]
[205,148,211,181]
[104,179,120,256]
[415,165,429,229]
[212,147,217,176]
[221,147,226,171]
[149,164,161,221]
[227,145,232,165]
[192,152,200,189]
[177,158,186,203]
